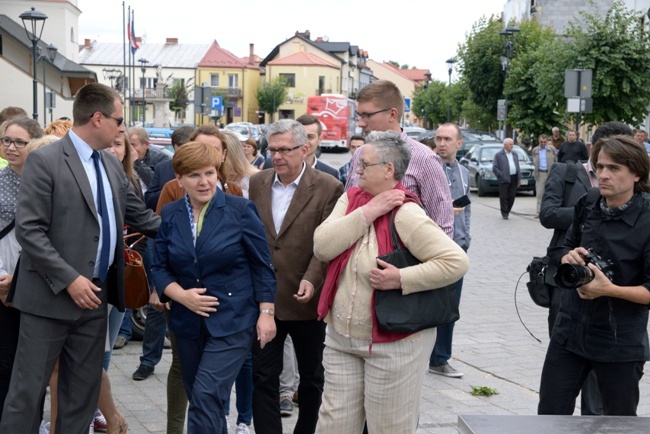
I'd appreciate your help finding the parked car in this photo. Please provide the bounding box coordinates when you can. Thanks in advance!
[417,129,502,161]
[224,122,263,141]
[460,143,536,197]
[403,126,426,139]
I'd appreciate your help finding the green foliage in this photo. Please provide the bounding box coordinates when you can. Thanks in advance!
[470,386,499,397]
[167,81,188,113]
[256,78,288,119]
[412,80,448,128]
[565,0,650,126]
[457,16,506,124]
[505,20,567,137]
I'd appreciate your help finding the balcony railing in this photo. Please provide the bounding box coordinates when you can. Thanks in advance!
[215,87,242,97]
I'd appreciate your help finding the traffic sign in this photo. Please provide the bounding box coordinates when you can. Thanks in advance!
[211,96,223,110]
[404,98,411,113]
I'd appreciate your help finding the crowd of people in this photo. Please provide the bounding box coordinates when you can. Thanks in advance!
[0,75,649,434]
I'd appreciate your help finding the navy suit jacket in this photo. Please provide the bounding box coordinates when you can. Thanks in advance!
[144,160,175,211]
[152,189,276,339]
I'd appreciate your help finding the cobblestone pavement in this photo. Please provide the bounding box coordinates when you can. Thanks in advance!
[44,189,650,433]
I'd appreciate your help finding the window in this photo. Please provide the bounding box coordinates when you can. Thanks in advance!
[210,74,219,87]
[280,73,296,88]
[228,74,238,89]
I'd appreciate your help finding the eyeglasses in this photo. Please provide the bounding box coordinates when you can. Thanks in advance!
[358,161,385,171]
[0,137,29,149]
[90,112,124,127]
[268,144,302,156]
[354,108,391,122]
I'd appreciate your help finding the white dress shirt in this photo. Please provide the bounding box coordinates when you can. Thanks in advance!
[271,162,306,234]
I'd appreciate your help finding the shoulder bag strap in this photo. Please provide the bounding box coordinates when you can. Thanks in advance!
[0,220,15,241]
[388,208,400,250]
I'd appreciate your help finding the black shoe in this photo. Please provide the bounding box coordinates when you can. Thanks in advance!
[132,364,154,381]
[280,396,293,416]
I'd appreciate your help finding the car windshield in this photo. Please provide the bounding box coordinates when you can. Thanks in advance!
[480,146,530,162]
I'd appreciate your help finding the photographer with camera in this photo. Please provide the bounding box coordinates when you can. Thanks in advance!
[538,135,650,416]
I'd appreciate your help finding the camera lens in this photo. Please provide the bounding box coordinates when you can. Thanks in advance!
[555,264,594,289]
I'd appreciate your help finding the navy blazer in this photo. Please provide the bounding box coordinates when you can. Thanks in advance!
[492,149,521,184]
[144,160,175,211]
[152,189,276,339]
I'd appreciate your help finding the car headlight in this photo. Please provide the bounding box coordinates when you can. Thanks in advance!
[480,169,496,180]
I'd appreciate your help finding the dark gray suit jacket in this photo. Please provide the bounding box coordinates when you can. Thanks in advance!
[492,149,521,184]
[13,134,160,320]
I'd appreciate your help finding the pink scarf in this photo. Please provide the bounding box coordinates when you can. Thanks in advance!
[317,183,420,344]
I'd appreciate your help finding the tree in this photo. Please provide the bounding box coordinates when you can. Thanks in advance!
[256,78,287,122]
[505,20,567,137]
[457,16,505,129]
[166,78,193,124]
[565,0,650,126]
[412,80,448,128]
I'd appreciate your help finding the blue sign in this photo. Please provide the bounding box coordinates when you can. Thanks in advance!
[404,98,411,113]
[211,96,223,110]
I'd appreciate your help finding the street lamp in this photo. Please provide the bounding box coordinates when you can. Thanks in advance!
[38,44,58,128]
[138,58,149,125]
[446,57,455,122]
[20,7,48,121]
[499,25,520,138]
[423,72,432,129]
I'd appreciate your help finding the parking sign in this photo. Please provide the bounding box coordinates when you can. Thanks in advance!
[211,96,223,110]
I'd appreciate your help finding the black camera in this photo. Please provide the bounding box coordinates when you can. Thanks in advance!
[554,248,614,290]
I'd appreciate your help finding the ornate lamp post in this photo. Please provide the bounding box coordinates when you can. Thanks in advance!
[20,7,48,121]
[499,25,520,138]
[446,57,455,122]
[138,58,149,124]
[39,44,58,128]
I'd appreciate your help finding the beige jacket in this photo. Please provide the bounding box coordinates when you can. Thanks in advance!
[313,194,469,339]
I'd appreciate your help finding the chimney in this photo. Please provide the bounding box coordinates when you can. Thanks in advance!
[166,38,178,45]
[136,37,142,43]
[315,37,323,43]
[249,43,254,63]
[84,38,91,47]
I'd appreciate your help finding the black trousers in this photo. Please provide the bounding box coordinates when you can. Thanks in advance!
[252,318,325,434]
[0,302,20,423]
[547,288,603,415]
[538,340,644,415]
[498,175,518,217]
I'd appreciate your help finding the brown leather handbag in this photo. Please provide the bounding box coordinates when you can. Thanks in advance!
[123,233,150,309]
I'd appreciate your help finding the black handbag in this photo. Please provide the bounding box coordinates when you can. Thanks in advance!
[526,255,551,308]
[374,209,460,333]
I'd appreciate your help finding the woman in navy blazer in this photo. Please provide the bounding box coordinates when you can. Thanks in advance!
[152,141,276,434]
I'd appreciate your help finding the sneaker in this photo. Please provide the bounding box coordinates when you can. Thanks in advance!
[280,396,294,416]
[132,364,155,380]
[429,364,463,378]
[93,410,108,432]
[88,421,95,434]
[39,421,50,434]
[235,423,250,434]
[163,336,172,349]
[113,336,128,350]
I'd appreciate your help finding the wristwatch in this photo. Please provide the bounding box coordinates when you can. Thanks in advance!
[260,308,275,316]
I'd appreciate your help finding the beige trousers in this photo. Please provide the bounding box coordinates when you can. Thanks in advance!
[316,326,437,434]
[536,170,549,214]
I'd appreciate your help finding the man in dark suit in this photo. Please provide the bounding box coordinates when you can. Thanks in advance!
[0,83,160,434]
[557,130,589,164]
[492,138,521,219]
[144,125,196,210]
[539,121,633,416]
[249,119,343,434]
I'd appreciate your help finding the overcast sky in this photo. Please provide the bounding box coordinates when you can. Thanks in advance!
[78,0,507,82]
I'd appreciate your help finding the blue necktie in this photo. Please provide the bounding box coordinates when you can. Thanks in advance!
[91,151,111,281]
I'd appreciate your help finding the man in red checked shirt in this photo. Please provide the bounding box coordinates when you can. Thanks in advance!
[345,79,454,238]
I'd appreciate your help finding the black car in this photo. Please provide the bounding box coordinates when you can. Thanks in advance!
[416,129,501,160]
[460,143,536,197]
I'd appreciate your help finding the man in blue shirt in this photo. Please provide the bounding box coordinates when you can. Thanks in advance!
[428,123,471,378]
